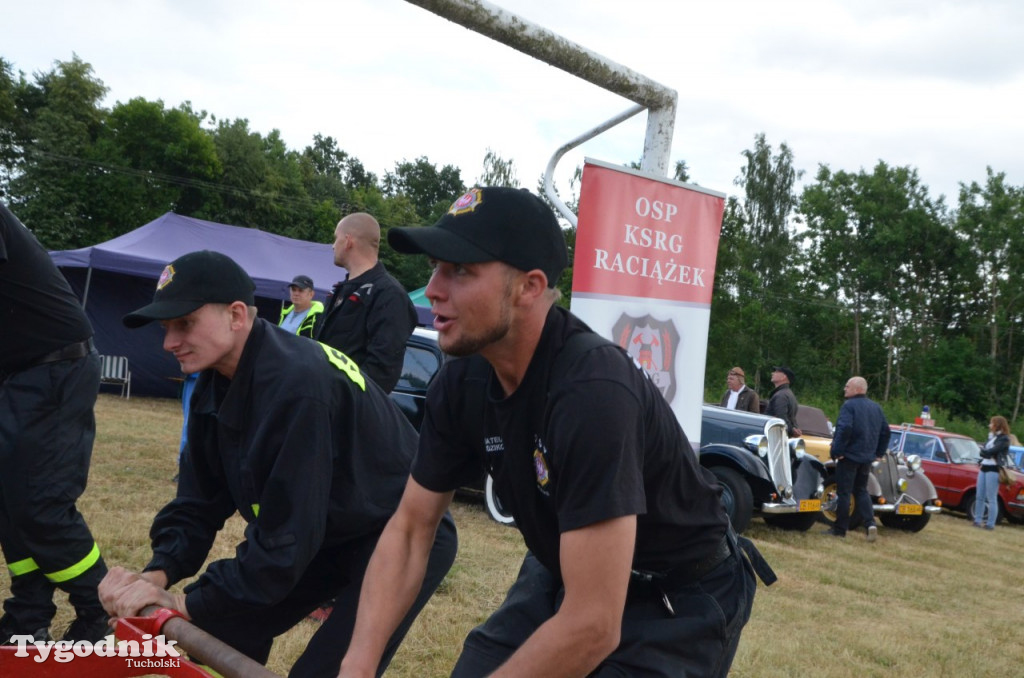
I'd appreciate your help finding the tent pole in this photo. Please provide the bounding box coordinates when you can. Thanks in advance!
[82,266,93,309]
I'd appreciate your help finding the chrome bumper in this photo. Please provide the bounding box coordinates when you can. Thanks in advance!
[761,501,821,515]
[872,504,942,514]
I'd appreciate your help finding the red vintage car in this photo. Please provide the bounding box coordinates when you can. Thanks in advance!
[889,423,1024,523]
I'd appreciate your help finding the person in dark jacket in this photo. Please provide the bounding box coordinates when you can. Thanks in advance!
[0,202,109,644]
[315,213,417,394]
[765,366,801,436]
[719,366,760,413]
[98,250,456,678]
[975,415,1011,530]
[825,376,890,541]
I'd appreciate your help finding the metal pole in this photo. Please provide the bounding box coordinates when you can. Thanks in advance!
[403,0,677,176]
[136,606,281,678]
[543,104,645,226]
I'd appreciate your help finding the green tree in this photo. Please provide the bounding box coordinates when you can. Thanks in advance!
[799,162,964,400]
[707,134,803,394]
[383,156,464,223]
[8,55,108,248]
[956,168,1024,418]
[0,57,23,200]
[476,148,519,188]
[87,98,221,238]
[205,119,314,235]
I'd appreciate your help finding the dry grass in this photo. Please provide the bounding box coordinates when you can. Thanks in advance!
[4,394,1024,677]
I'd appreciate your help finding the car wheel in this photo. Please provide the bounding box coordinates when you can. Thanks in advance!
[879,511,931,532]
[961,490,977,523]
[708,466,753,534]
[484,474,515,526]
[763,512,819,531]
[819,473,863,529]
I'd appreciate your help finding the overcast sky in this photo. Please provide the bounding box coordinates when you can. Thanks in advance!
[5,0,1023,208]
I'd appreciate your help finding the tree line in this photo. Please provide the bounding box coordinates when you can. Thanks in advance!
[3,56,1022,430]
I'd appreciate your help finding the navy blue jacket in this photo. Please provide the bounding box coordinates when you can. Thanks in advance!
[830,394,890,463]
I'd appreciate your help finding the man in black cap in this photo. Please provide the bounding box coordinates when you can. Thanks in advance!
[339,187,771,678]
[98,250,456,678]
[766,366,801,437]
[278,274,323,337]
[0,202,109,644]
[316,212,417,394]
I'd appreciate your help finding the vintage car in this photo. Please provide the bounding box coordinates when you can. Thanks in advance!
[796,406,942,531]
[794,404,834,461]
[889,423,1024,524]
[700,405,826,533]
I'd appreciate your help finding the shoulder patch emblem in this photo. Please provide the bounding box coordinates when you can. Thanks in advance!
[448,188,484,216]
[533,448,550,488]
[157,264,175,290]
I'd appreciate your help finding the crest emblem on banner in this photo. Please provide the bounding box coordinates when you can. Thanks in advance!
[611,314,681,403]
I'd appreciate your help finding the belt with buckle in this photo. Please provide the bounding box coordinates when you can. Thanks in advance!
[631,534,732,592]
[28,338,95,369]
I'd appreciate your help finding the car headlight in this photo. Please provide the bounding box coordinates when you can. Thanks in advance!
[906,454,922,472]
[745,434,768,457]
[897,478,908,492]
[789,438,806,456]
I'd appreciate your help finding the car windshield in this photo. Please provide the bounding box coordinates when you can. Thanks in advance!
[945,437,982,463]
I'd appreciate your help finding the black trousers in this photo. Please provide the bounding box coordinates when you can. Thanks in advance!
[190,512,458,678]
[451,543,756,678]
[0,353,107,629]
[834,458,876,534]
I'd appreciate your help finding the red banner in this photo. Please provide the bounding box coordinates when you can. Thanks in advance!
[572,163,724,306]
[569,160,725,439]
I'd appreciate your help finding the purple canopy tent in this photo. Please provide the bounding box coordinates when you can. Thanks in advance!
[50,212,347,397]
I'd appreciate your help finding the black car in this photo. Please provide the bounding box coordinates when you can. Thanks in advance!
[700,405,827,533]
[391,328,514,524]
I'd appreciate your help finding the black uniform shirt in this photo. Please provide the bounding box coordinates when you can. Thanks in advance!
[412,306,727,576]
[0,202,92,373]
[146,319,419,622]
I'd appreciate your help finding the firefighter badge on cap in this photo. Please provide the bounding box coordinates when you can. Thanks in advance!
[447,188,484,216]
[156,264,175,290]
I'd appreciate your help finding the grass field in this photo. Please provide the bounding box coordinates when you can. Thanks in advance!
[4,394,1024,677]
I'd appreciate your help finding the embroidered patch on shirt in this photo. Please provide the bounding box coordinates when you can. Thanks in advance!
[533,448,550,488]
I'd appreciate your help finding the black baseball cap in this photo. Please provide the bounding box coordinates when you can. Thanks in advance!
[289,274,314,290]
[772,365,796,385]
[123,250,256,328]
[388,186,568,288]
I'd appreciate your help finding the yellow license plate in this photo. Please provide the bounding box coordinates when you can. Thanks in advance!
[799,499,821,512]
[897,504,923,515]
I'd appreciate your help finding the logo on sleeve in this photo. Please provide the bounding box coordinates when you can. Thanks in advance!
[533,437,551,495]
